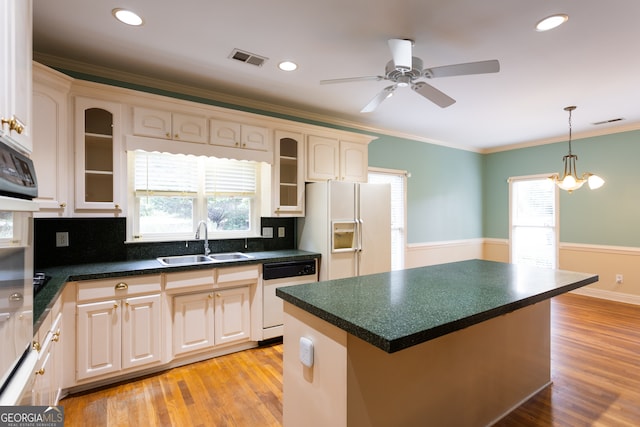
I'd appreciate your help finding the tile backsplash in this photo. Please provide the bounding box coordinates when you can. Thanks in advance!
[34,217,296,269]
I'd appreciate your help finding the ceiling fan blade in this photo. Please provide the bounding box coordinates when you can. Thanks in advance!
[388,38,412,71]
[424,59,500,79]
[320,75,384,85]
[361,86,396,113]
[412,82,456,108]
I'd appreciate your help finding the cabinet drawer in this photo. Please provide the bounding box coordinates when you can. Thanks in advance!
[77,274,162,302]
[165,269,215,291]
[215,265,259,287]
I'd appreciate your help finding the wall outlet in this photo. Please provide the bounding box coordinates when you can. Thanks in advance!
[278,227,286,238]
[56,231,69,247]
[615,274,623,284]
[262,227,273,238]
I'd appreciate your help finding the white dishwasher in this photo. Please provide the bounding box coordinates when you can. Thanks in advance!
[262,259,317,340]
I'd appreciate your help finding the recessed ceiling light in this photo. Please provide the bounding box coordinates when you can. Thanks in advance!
[535,14,568,32]
[112,8,144,26]
[278,61,298,71]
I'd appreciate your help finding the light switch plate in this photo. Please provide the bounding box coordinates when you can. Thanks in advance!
[262,227,273,238]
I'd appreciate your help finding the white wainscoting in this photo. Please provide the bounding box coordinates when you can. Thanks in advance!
[404,238,640,306]
[405,239,484,269]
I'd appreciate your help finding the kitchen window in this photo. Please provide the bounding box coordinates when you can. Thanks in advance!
[509,175,558,268]
[129,150,263,241]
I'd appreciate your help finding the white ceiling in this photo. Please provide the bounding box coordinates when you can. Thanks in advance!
[32,0,640,152]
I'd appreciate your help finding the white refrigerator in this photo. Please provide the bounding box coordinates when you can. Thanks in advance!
[298,180,391,281]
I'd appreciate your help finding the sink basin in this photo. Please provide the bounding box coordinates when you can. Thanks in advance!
[157,254,215,266]
[209,252,254,261]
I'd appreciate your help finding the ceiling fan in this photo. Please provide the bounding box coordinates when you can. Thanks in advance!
[320,39,500,112]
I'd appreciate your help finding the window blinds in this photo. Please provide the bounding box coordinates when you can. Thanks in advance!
[134,151,257,195]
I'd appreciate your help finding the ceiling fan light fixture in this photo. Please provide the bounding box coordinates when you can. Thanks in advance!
[535,14,568,32]
[112,8,144,26]
[278,61,298,71]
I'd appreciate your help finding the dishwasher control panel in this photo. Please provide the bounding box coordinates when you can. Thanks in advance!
[263,260,317,280]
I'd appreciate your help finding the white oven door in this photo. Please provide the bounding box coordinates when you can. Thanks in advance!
[0,196,37,400]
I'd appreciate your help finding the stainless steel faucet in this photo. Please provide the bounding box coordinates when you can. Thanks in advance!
[195,220,210,256]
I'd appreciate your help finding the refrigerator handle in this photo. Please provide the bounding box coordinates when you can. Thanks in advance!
[357,218,363,252]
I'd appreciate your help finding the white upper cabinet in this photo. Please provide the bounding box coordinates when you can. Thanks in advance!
[306,135,370,183]
[132,106,207,144]
[74,96,123,212]
[32,64,72,215]
[0,0,33,153]
[273,130,305,216]
[210,119,270,151]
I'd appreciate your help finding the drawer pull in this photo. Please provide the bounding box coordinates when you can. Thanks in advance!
[114,303,119,309]
[35,368,45,376]
[52,330,61,342]
[115,282,128,291]
[32,341,41,352]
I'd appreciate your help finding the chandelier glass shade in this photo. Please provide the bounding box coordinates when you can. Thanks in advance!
[549,106,604,193]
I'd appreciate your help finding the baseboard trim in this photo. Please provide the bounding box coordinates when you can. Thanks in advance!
[570,287,640,306]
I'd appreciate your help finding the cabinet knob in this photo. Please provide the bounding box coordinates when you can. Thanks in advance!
[115,204,120,210]
[32,341,41,352]
[242,143,246,148]
[35,368,45,376]
[52,330,61,342]
[208,293,214,299]
[114,303,119,309]
[216,293,222,297]
[174,134,179,139]
[115,282,128,290]
[59,202,67,208]
[166,132,171,138]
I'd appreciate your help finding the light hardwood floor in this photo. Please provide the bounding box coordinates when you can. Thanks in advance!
[61,293,640,426]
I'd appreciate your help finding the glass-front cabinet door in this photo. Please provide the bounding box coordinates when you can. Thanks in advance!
[273,130,304,216]
[74,97,122,212]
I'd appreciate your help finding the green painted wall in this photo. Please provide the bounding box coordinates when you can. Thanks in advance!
[368,137,483,243]
[483,130,640,247]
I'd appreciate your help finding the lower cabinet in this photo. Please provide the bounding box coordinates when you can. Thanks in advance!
[172,291,215,357]
[214,286,251,346]
[32,300,63,406]
[171,286,251,358]
[75,275,162,382]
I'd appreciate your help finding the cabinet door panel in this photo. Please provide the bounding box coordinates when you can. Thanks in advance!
[76,300,121,380]
[340,140,368,183]
[209,119,241,148]
[122,294,161,369]
[307,135,339,181]
[172,292,215,357]
[133,107,171,139]
[172,113,207,143]
[214,287,250,346]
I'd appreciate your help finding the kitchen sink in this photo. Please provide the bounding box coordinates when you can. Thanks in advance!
[157,252,253,266]
[157,254,215,266]
[209,252,254,261]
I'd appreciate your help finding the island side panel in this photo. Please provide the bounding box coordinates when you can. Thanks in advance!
[346,300,551,427]
[283,302,348,427]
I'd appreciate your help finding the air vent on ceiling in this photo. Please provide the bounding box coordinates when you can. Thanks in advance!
[592,117,624,125]
[229,49,268,67]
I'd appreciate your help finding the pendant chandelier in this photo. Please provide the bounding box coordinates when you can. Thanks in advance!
[549,106,604,193]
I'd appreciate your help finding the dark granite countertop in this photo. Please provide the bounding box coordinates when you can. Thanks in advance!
[276,259,598,353]
[34,249,320,331]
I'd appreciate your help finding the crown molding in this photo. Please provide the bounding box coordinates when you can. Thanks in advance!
[34,52,481,153]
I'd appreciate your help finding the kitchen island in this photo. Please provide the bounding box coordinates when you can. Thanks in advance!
[276,259,598,427]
